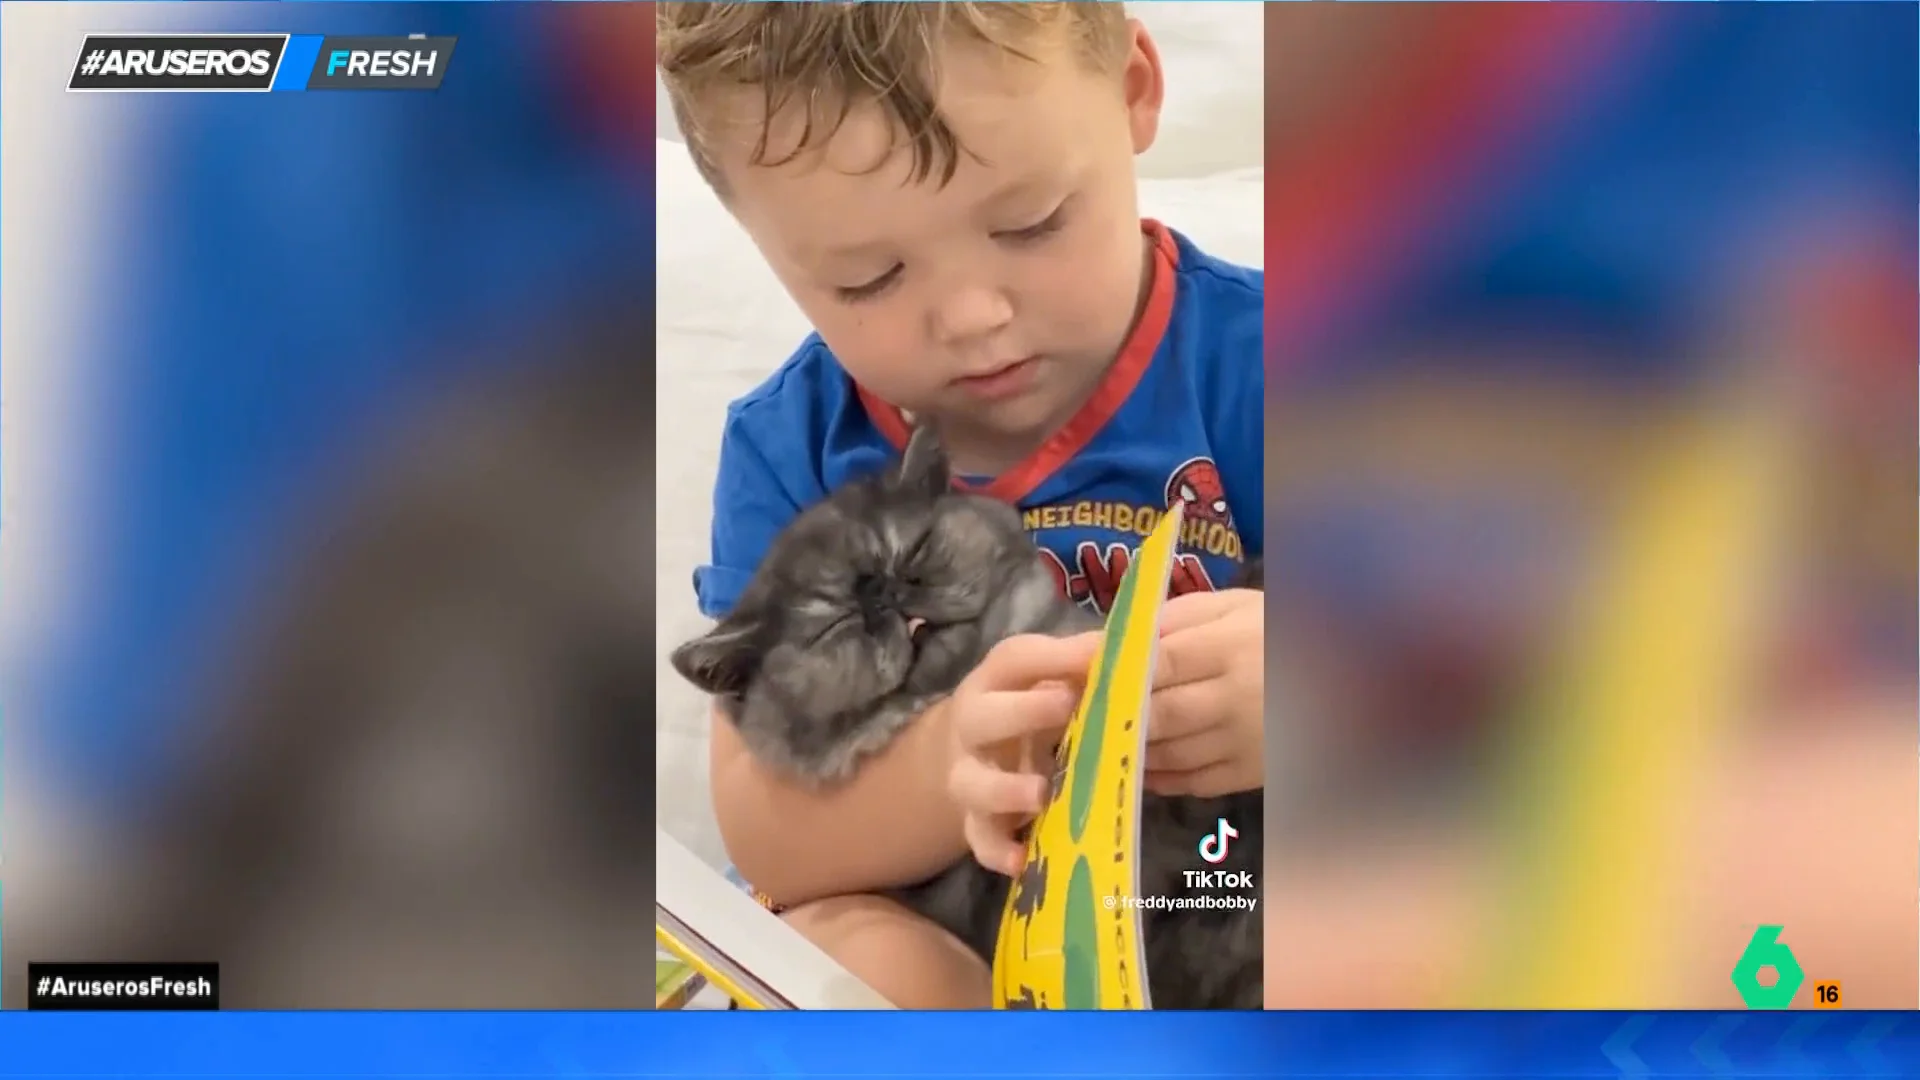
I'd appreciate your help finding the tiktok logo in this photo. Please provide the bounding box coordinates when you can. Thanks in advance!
[1197,818,1237,864]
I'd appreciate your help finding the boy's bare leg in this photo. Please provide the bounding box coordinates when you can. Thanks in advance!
[782,894,991,1009]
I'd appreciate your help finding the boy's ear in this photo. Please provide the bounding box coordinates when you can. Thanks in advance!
[670,612,761,696]
[1123,19,1167,156]
[893,424,952,499]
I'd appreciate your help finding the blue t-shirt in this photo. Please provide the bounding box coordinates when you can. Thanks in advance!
[695,220,1264,620]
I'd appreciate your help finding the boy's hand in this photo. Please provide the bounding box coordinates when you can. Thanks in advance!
[945,633,1101,877]
[1146,589,1265,797]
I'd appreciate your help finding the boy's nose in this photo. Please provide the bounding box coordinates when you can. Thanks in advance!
[930,285,1014,347]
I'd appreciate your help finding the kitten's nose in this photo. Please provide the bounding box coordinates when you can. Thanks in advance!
[854,573,890,610]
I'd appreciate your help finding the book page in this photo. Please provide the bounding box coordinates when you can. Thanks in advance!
[992,503,1185,1009]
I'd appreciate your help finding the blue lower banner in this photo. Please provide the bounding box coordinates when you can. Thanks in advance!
[0,1012,1915,1076]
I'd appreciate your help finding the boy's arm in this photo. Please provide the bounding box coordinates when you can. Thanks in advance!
[695,405,967,904]
[709,697,969,906]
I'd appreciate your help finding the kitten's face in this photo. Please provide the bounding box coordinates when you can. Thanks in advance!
[672,427,1035,739]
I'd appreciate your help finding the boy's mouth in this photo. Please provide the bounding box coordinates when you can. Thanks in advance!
[952,356,1040,401]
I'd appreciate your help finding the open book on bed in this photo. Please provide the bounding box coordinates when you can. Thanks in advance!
[654,827,895,1010]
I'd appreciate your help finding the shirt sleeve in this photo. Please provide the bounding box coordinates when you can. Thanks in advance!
[692,407,810,619]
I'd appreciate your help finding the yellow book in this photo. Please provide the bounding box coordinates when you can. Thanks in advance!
[992,503,1185,1009]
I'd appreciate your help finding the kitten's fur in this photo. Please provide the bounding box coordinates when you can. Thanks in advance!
[673,426,1263,1009]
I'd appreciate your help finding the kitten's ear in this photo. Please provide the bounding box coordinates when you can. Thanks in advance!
[893,424,952,499]
[670,614,761,696]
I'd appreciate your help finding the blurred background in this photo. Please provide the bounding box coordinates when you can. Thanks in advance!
[1261,3,1916,1010]
[4,2,661,1007]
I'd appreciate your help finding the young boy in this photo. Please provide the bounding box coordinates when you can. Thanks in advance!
[659,1,1265,1008]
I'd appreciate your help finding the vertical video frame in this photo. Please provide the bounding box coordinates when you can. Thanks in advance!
[652,0,1266,1010]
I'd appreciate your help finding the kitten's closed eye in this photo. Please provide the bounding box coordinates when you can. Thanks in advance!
[672,424,1047,783]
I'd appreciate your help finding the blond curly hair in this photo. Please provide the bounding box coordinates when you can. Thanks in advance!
[658,1,1131,195]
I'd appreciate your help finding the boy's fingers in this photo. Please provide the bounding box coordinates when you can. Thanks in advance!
[1157,589,1246,635]
[1145,728,1232,774]
[1155,623,1236,690]
[964,814,1030,878]
[955,686,1078,751]
[1148,679,1225,742]
[948,755,1049,818]
[1143,769,1191,796]
[970,632,1103,693]
[1145,761,1247,799]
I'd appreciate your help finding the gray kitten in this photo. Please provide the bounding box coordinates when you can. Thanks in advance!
[673,425,1263,1010]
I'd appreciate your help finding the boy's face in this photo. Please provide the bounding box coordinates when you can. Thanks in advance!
[714,24,1166,447]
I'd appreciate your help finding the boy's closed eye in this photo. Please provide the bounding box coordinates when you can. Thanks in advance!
[838,264,904,303]
[992,202,1070,245]
[833,201,1073,304]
